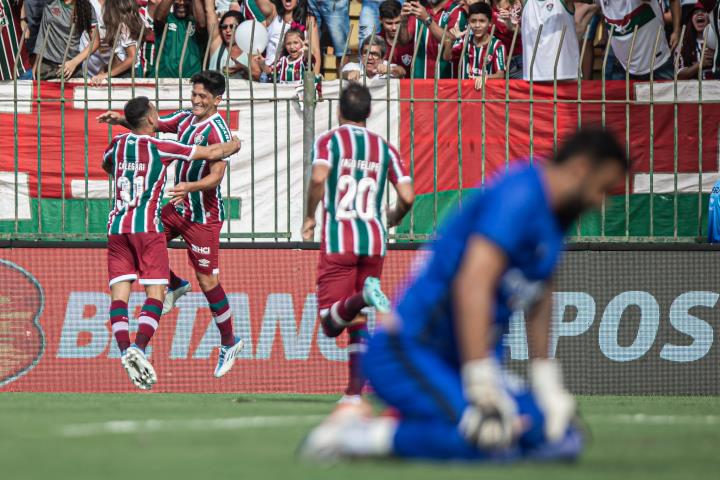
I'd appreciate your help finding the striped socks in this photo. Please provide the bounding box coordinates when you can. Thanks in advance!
[204,284,235,347]
[110,300,130,352]
[135,298,163,351]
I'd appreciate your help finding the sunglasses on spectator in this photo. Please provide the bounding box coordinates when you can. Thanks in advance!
[221,24,237,30]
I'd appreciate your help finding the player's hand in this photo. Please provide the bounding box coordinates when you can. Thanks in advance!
[531,359,576,442]
[459,358,518,450]
[96,110,124,125]
[229,135,242,154]
[301,217,316,241]
[168,182,191,204]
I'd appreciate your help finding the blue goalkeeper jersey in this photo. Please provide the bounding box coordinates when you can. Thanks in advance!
[709,179,720,243]
[392,164,565,366]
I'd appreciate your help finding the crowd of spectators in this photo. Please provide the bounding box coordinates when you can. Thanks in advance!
[0,0,719,84]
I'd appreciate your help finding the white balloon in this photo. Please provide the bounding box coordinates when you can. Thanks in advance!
[234,20,269,55]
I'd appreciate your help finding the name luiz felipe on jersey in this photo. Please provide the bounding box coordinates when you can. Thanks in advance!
[341,158,381,173]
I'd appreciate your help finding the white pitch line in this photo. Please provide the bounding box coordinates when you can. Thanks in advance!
[586,414,720,426]
[59,413,720,438]
[60,415,326,438]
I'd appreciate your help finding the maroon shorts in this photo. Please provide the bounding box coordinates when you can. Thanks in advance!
[107,233,169,287]
[316,252,385,313]
[161,203,222,276]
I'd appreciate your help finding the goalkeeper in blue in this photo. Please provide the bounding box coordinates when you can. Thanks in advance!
[300,127,628,462]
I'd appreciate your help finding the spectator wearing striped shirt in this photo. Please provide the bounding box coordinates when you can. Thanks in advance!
[444,1,506,89]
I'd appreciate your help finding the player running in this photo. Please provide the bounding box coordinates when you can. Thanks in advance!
[301,84,415,406]
[102,96,241,390]
[98,70,244,378]
[300,128,628,461]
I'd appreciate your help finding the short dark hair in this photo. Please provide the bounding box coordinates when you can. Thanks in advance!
[124,96,151,129]
[190,70,226,97]
[554,127,629,172]
[379,0,402,19]
[468,2,492,20]
[220,10,244,26]
[340,83,372,122]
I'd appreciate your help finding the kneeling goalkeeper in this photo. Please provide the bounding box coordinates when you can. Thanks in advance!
[301,128,629,461]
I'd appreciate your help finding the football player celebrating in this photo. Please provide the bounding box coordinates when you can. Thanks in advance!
[98,70,244,379]
[302,83,415,406]
[103,96,240,390]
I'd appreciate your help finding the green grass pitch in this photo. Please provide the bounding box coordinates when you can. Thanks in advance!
[1,394,717,480]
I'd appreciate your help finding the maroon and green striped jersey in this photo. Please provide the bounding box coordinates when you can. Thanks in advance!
[157,110,232,224]
[241,0,267,23]
[273,55,306,82]
[451,35,506,78]
[313,125,411,257]
[105,133,196,234]
[411,0,467,79]
[0,0,28,80]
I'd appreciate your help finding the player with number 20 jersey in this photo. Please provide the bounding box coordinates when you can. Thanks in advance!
[302,84,415,403]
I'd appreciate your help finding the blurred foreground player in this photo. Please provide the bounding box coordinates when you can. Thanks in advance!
[300,128,628,461]
[103,96,241,390]
[302,84,415,405]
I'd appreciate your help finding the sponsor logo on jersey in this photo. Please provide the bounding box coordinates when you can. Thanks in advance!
[191,244,211,255]
[198,259,210,268]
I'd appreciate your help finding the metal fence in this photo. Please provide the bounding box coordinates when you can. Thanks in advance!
[0,21,717,242]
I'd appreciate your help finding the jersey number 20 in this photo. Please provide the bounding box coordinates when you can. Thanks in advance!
[336,175,378,221]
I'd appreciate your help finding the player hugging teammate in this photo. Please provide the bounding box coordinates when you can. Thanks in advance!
[100,95,241,390]
[99,70,245,388]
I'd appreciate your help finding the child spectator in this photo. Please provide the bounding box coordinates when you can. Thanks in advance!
[83,0,143,84]
[491,0,522,78]
[378,0,412,77]
[444,1,506,89]
[342,34,404,80]
[33,0,98,79]
[678,2,715,78]
[151,0,206,78]
[248,0,320,72]
[266,25,307,80]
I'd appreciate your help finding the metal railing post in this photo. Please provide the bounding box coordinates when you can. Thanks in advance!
[59,23,77,234]
[624,27,638,237]
[432,25,449,231]
[12,25,29,234]
[647,25,663,238]
[302,20,317,220]
[528,25,542,163]
[457,27,470,207]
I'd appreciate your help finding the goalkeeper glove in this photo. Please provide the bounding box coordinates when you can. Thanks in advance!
[531,358,576,442]
[459,358,517,450]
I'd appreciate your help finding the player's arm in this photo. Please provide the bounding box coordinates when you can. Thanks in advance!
[387,181,415,228]
[302,163,329,241]
[169,161,228,204]
[455,237,517,449]
[526,281,577,442]
[96,111,132,129]
[188,137,241,162]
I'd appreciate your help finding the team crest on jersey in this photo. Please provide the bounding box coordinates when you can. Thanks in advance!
[545,2,554,11]
[0,4,7,27]
[193,134,205,145]
[188,22,196,36]
[402,54,412,66]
